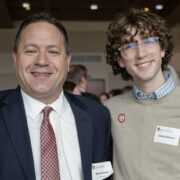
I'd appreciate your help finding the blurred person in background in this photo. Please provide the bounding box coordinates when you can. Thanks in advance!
[82,92,100,103]
[99,92,110,104]
[66,64,88,95]
[108,88,122,98]
[66,64,101,103]
[63,81,76,93]
[121,85,132,94]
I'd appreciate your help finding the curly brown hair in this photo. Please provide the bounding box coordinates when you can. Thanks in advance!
[106,8,173,81]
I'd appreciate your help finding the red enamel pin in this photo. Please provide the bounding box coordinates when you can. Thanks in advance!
[118,113,126,123]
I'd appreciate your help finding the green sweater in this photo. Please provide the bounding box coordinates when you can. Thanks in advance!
[105,86,180,180]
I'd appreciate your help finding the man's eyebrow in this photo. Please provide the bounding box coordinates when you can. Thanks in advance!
[23,44,38,49]
[23,44,61,49]
[121,39,135,45]
[47,45,61,49]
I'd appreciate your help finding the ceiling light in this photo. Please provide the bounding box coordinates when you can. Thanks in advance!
[22,2,31,10]
[25,7,31,11]
[144,7,149,12]
[155,4,163,10]
[90,4,98,10]
[22,2,30,8]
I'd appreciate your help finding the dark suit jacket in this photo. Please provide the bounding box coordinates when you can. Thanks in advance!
[0,87,112,180]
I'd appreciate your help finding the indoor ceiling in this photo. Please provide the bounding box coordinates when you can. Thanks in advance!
[1,0,180,28]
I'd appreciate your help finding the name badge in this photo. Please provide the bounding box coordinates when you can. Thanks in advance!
[92,161,113,180]
[154,125,180,146]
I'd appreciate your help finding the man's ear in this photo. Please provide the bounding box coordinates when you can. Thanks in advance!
[117,57,125,68]
[67,53,71,72]
[161,49,165,58]
[12,51,17,69]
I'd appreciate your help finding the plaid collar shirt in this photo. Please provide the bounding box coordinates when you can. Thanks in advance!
[132,72,176,100]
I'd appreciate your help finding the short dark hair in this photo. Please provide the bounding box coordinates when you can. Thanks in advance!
[109,88,122,97]
[13,12,70,54]
[99,92,110,99]
[63,81,76,93]
[66,64,87,84]
[106,8,173,80]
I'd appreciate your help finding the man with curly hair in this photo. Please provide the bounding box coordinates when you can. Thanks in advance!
[105,8,180,180]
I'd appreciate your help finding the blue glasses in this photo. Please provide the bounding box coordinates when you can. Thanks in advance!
[118,37,159,59]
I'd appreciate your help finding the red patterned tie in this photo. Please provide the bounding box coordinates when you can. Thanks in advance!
[41,106,60,180]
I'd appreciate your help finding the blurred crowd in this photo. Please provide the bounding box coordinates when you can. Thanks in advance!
[63,64,132,105]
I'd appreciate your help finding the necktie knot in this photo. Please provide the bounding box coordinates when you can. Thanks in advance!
[42,106,53,118]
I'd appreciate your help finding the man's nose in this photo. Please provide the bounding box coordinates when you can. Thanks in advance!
[136,44,147,59]
[35,51,49,66]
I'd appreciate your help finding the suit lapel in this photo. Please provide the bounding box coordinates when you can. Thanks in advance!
[65,93,93,180]
[1,88,36,180]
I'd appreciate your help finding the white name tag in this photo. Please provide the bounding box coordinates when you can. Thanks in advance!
[154,125,180,146]
[92,161,113,180]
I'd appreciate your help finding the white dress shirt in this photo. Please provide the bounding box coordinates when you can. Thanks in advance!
[21,89,83,180]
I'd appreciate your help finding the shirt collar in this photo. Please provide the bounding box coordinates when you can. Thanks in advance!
[21,89,66,119]
[132,72,176,100]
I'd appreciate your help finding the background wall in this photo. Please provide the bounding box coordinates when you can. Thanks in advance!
[0,21,180,94]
